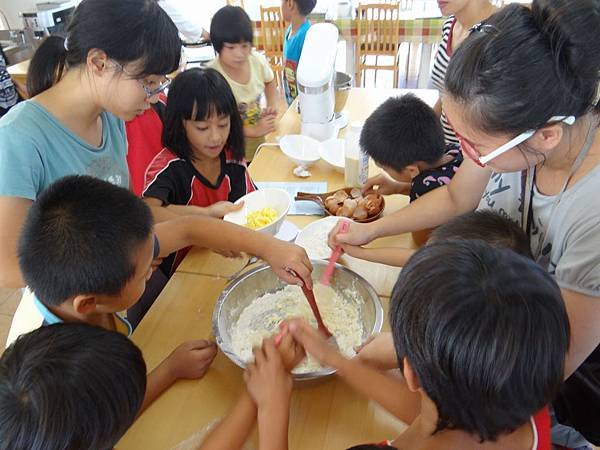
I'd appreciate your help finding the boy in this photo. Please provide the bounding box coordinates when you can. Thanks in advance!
[360,93,462,202]
[209,6,279,161]
[0,323,304,450]
[288,240,570,449]
[281,0,317,105]
[12,175,312,409]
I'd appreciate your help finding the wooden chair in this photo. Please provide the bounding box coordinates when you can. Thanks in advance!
[356,3,401,87]
[259,5,285,88]
[226,0,245,8]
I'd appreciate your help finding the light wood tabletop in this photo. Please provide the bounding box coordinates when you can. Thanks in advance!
[118,272,401,450]
[120,88,439,449]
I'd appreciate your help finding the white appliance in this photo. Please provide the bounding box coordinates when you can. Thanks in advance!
[21,1,77,40]
[296,23,340,142]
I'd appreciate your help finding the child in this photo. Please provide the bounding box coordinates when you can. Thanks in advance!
[359,94,462,244]
[10,175,313,407]
[209,6,279,162]
[340,209,532,267]
[143,68,255,274]
[281,0,317,105]
[360,94,463,203]
[0,323,303,450]
[287,240,570,449]
[0,323,147,450]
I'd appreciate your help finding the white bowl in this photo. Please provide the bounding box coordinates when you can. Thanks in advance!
[224,188,291,235]
[279,134,321,167]
[295,216,340,260]
[319,138,345,173]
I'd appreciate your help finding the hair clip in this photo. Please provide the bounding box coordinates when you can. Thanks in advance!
[470,23,498,34]
[63,37,69,51]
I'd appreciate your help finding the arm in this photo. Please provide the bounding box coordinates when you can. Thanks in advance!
[288,319,420,425]
[432,98,442,117]
[144,197,243,219]
[0,197,32,288]
[198,391,257,450]
[142,340,217,411]
[154,215,313,287]
[264,79,278,111]
[331,159,493,247]
[562,288,600,378]
[341,245,415,267]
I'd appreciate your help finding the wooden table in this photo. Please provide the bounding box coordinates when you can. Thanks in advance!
[119,88,439,449]
[7,59,29,99]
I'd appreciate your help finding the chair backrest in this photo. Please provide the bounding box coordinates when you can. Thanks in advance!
[357,3,401,56]
[259,6,285,58]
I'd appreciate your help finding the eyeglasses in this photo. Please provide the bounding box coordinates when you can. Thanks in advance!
[453,115,576,167]
[110,60,171,98]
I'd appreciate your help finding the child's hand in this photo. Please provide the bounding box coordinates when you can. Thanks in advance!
[244,338,293,408]
[362,173,410,196]
[207,200,243,219]
[275,324,306,371]
[286,318,345,368]
[253,115,277,137]
[261,106,278,118]
[260,240,313,289]
[165,340,217,381]
[355,332,399,371]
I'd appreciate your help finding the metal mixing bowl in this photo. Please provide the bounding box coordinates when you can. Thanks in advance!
[212,260,384,381]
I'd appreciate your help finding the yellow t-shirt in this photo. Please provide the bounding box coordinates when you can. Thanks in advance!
[210,51,274,161]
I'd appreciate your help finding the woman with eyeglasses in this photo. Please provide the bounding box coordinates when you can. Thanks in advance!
[0,0,181,289]
[332,1,600,446]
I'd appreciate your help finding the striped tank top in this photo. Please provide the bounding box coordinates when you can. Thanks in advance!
[431,16,460,146]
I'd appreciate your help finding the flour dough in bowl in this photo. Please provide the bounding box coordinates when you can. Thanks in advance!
[230,283,363,374]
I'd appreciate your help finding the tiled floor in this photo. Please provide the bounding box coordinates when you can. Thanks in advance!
[0,287,20,353]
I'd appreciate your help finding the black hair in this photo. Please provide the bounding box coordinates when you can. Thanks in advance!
[163,68,245,162]
[27,0,181,97]
[445,0,600,136]
[210,6,254,53]
[359,94,446,171]
[0,323,146,450]
[293,0,317,16]
[390,240,569,442]
[18,175,154,307]
[429,210,533,259]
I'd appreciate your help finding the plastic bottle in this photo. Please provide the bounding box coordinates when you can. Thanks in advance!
[344,122,369,187]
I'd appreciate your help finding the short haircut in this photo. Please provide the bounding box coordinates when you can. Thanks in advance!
[359,94,445,171]
[18,175,154,307]
[293,0,317,16]
[429,210,533,259]
[0,323,146,450]
[210,6,253,53]
[390,240,569,442]
[163,68,245,162]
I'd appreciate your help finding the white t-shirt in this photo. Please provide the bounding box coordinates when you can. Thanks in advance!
[478,167,600,297]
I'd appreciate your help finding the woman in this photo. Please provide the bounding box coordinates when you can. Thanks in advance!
[333,0,600,446]
[430,0,498,145]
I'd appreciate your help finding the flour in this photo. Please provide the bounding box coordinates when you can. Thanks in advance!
[230,284,364,373]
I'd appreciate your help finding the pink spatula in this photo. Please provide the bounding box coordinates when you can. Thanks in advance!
[320,220,350,286]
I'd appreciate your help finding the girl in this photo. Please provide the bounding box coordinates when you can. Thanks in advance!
[333,0,600,446]
[430,0,498,145]
[143,68,256,273]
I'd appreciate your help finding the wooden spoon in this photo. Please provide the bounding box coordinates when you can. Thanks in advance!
[295,187,385,223]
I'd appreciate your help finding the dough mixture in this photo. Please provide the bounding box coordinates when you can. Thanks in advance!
[230,284,364,373]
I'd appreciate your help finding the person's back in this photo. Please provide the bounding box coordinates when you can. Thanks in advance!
[0,323,146,450]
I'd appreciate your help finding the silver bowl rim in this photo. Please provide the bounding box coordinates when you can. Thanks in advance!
[211,260,384,380]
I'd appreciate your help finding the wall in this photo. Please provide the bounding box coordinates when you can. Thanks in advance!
[0,0,38,29]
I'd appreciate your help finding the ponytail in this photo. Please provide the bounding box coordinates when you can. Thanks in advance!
[27,35,68,97]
